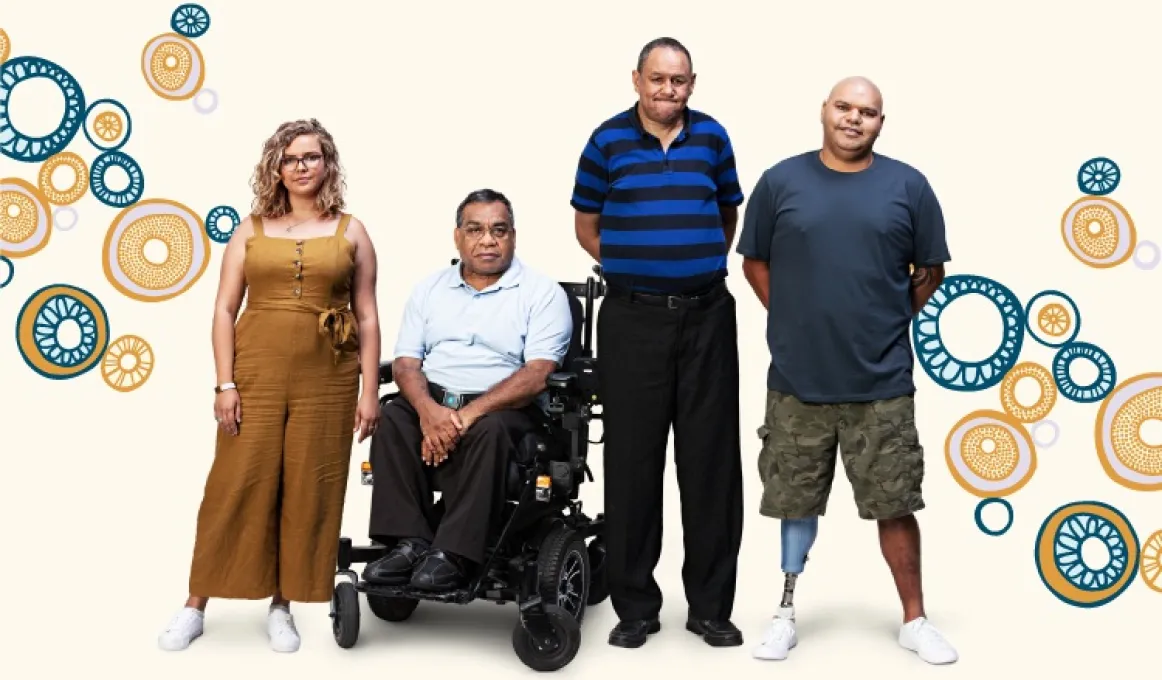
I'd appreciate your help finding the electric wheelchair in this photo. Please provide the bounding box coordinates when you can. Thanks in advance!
[329,264,607,672]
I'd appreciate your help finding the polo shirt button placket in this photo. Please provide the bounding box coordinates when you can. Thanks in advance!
[293,241,303,298]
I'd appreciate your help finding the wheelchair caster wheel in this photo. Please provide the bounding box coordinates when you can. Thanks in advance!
[512,604,581,672]
[367,594,419,622]
[331,581,360,648]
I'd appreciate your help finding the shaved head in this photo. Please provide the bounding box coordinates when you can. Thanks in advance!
[819,75,886,169]
[826,76,884,111]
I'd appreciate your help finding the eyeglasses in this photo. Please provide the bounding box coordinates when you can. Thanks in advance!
[459,224,512,241]
[281,153,323,170]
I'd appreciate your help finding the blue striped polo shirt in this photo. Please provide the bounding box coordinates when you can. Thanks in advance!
[570,104,745,294]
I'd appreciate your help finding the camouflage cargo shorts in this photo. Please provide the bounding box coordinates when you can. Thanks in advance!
[756,389,926,521]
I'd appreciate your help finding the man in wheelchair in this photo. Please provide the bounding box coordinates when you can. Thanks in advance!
[362,189,575,591]
[332,190,608,670]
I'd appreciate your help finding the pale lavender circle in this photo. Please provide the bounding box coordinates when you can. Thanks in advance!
[1133,240,1159,271]
[54,206,78,231]
[1031,420,1060,448]
[193,88,218,115]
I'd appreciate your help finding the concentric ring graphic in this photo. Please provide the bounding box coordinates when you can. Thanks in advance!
[1024,290,1080,348]
[15,283,110,380]
[1,176,53,257]
[101,334,155,392]
[1094,373,1162,491]
[1077,157,1120,196]
[1053,341,1116,403]
[0,56,86,163]
[141,33,205,101]
[945,409,1037,497]
[913,274,1025,392]
[102,198,210,302]
[999,361,1057,423]
[1061,196,1136,269]
[1035,500,1139,608]
[89,150,144,208]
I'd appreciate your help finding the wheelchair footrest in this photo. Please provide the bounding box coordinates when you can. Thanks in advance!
[362,583,477,605]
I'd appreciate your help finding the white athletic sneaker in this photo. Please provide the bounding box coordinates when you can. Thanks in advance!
[898,616,958,664]
[753,606,798,660]
[267,606,301,653]
[158,607,204,651]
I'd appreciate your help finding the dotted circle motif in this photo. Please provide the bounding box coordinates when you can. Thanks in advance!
[1000,362,1058,423]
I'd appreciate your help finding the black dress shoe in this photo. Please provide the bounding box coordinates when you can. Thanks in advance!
[608,618,661,648]
[686,617,743,647]
[362,538,429,584]
[409,549,468,591]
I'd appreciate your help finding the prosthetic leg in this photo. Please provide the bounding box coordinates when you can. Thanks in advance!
[779,515,819,610]
[755,516,818,660]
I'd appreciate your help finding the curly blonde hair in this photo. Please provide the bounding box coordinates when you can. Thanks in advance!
[249,118,347,219]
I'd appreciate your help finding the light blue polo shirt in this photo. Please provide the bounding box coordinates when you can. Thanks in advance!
[393,256,573,395]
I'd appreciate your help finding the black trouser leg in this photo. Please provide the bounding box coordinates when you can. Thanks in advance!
[432,408,536,564]
[672,289,744,621]
[367,397,437,545]
[598,296,678,622]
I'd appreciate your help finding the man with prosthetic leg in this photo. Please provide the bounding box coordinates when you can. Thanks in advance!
[736,76,959,664]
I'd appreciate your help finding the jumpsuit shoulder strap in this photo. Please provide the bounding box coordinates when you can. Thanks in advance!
[335,212,352,239]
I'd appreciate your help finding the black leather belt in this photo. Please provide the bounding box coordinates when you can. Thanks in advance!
[607,280,727,309]
[429,383,482,410]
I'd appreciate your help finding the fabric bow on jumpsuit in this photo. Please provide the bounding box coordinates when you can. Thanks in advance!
[187,214,361,603]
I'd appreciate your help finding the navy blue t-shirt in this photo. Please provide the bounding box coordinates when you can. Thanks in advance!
[735,151,951,403]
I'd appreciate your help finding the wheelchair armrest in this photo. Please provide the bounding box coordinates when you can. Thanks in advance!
[378,360,394,386]
[546,371,576,391]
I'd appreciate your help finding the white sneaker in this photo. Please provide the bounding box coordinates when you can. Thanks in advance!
[267,606,301,653]
[898,616,958,664]
[753,606,798,660]
[158,607,204,651]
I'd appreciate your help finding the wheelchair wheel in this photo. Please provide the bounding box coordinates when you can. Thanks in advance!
[586,538,609,606]
[331,581,360,649]
[512,603,582,672]
[538,526,590,623]
[367,593,419,622]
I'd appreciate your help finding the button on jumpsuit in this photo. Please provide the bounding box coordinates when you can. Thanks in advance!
[187,214,361,603]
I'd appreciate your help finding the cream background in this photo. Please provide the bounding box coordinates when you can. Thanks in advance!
[1,0,1159,677]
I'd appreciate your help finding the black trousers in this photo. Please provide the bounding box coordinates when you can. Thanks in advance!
[367,396,538,564]
[597,282,744,622]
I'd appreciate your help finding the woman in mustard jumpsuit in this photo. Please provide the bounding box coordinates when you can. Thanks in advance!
[159,119,383,653]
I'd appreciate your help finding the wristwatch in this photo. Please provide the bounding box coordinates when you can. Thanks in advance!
[214,382,237,393]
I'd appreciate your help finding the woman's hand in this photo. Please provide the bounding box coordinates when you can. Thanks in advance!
[354,393,380,443]
[215,389,241,436]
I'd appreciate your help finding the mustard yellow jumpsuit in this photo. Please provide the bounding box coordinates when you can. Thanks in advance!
[187,214,361,603]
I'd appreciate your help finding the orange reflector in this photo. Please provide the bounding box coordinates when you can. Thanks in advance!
[360,461,371,472]
[536,475,551,488]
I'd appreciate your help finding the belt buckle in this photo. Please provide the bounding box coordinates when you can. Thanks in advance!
[442,391,463,409]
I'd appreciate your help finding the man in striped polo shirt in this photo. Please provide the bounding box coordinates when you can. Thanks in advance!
[571,36,746,650]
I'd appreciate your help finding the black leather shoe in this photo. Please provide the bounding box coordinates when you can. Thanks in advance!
[362,538,428,585]
[409,549,468,591]
[686,618,743,647]
[608,618,661,648]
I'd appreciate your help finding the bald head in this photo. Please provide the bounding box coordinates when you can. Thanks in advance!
[819,76,885,166]
[826,76,883,111]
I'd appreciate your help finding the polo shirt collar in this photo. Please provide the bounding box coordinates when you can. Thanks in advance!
[449,256,524,291]
[627,102,691,143]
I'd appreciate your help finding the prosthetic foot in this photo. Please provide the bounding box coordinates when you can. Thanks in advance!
[753,516,818,661]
